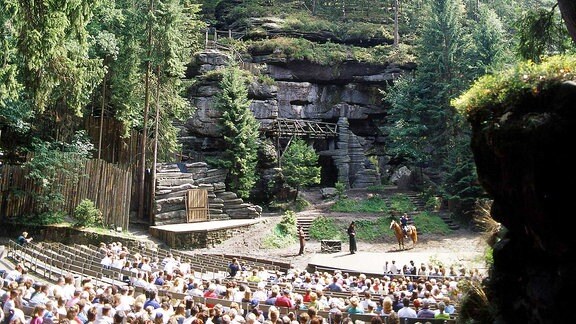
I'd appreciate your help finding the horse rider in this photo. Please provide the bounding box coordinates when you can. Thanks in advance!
[400,213,409,238]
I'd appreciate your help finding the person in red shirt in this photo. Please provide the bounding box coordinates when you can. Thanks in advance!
[274,289,294,308]
[203,284,219,308]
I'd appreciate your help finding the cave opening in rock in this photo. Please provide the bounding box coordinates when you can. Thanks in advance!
[319,155,337,186]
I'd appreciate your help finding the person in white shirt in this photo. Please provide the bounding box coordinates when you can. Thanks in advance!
[111,253,126,269]
[397,297,417,318]
[61,275,76,302]
[252,282,268,302]
[3,264,23,285]
[100,253,113,268]
[388,260,399,275]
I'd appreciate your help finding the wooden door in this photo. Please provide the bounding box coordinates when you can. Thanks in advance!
[186,189,209,222]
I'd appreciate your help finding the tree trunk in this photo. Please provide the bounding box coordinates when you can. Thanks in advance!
[558,0,576,43]
[151,65,161,225]
[138,0,154,222]
[394,0,399,47]
[98,70,107,160]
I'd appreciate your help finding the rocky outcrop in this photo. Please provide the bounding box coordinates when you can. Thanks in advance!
[181,50,408,190]
[467,81,576,323]
[154,162,261,225]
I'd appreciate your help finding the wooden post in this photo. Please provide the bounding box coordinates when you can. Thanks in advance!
[205,29,208,48]
[228,29,232,38]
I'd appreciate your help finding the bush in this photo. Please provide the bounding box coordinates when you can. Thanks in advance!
[262,211,298,248]
[309,216,344,240]
[73,199,103,227]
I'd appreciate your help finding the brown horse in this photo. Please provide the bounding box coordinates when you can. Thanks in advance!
[390,219,417,250]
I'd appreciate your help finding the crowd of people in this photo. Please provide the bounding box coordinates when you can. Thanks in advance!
[1,240,486,324]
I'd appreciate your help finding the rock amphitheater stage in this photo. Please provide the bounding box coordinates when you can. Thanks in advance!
[150,219,486,276]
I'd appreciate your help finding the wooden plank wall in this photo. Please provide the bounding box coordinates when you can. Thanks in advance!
[0,159,132,230]
[84,116,144,167]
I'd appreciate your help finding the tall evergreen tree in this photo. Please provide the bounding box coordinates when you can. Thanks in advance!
[214,66,260,199]
[0,0,104,146]
[470,5,509,75]
[385,0,471,169]
[281,138,321,201]
[384,0,484,216]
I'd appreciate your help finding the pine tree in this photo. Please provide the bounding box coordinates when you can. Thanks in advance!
[281,138,321,201]
[215,66,260,199]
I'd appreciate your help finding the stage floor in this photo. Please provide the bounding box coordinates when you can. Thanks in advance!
[150,219,259,232]
[307,249,485,276]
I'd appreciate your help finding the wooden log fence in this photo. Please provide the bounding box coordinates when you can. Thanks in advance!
[0,159,131,230]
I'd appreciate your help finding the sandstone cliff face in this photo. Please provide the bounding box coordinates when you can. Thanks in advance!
[181,49,414,196]
[467,81,576,323]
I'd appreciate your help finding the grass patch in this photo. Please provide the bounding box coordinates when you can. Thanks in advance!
[331,196,390,213]
[330,193,417,214]
[309,212,452,242]
[308,215,344,240]
[389,194,416,213]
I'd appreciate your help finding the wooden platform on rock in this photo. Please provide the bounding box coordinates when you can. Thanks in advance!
[149,219,259,249]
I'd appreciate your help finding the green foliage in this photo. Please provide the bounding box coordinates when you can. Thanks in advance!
[245,37,407,66]
[215,66,260,199]
[469,5,511,75]
[441,127,486,218]
[334,182,346,199]
[262,210,298,248]
[21,211,66,226]
[262,226,297,248]
[382,0,488,218]
[331,196,390,213]
[453,55,576,116]
[515,7,573,62]
[412,211,452,235]
[10,0,104,115]
[389,194,416,213]
[281,138,320,198]
[278,210,297,236]
[309,216,344,240]
[353,218,392,241]
[73,199,103,228]
[23,131,93,220]
[484,247,494,266]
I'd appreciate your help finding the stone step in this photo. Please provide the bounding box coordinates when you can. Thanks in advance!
[297,217,315,240]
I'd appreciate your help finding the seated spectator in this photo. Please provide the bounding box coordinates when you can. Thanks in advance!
[434,302,450,319]
[3,263,24,285]
[274,289,294,308]
[228,258,240,278]
[416,300,435,319]
[17,231,33,246]
[29,284,50,306]
[144,290,161,310]
[343,296,364,315]
[325,277,344,292]
[246,270,261,283]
